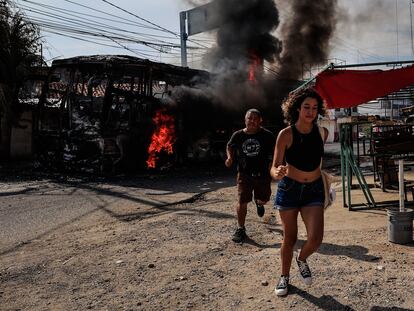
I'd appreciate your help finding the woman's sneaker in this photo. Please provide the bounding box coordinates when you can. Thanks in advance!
[275,275,289,296]
[295,255,312,285]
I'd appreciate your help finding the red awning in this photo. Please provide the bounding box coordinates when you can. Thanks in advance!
[314,65,414,109]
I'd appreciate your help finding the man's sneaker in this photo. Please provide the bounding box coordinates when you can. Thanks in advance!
[275,275,289,296]
[232,227,246,243]
[296,255,312,285]
[255,200,265,217]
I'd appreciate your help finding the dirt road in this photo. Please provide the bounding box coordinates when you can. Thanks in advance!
[1,165,414,311]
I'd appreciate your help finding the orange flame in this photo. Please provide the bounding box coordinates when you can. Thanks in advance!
[248,51,262,82]
[146,109,176,169]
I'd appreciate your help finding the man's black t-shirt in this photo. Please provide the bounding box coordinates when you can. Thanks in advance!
[227,128,275,175]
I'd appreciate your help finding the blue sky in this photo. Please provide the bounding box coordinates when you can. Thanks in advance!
[15,0,193,65]
[13,0,414,69]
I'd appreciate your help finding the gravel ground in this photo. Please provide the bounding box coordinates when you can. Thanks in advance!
[1,163,414,311]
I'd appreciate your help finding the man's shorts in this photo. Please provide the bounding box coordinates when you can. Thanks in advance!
[237,172,272,204]
[274,176,324,210]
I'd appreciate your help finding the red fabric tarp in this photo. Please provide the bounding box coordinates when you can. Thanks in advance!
[314,65,414,109]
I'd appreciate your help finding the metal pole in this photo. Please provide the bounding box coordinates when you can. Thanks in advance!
[340,124,347,208]
[410,0,414,55]
[292,60,414,94]
[40,43,43,67]
[179,11,188,67]
[292,63,334,93]
[356,123,360,166]
[396,0,400,61]
[332,60,414,69]
[399,159,405,212]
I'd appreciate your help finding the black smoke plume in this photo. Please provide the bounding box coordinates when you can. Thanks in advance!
[204,0,281,71]
[277,0,338,79]
[174,0,282,113]
[172,0,339,141]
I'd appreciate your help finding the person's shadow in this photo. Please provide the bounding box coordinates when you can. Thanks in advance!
[279,285,412,311]
[242,227,283,248]
[271,239,382,262]
[370,307,413,311]
[316,241,382,262]
[288,285,356,310]
[245,236,382,262]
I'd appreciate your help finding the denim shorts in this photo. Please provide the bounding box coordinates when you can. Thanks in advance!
[274,176,325,210]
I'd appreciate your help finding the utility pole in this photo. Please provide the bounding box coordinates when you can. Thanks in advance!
[410,0,414,55]
[396,0,399,60]
[40,43,43,67]
[179,11,188,67]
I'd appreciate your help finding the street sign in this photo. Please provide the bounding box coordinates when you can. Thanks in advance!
[186,1,220,36]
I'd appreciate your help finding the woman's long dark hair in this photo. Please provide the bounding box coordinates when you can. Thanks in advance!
[281,88,326,125]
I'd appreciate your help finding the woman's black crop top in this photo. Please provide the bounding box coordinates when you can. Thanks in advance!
[285,125,324,172]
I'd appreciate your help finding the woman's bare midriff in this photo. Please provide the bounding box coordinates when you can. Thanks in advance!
[285,163,321,183]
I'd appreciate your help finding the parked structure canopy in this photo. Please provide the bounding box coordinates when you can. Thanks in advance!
[296,60,414,109]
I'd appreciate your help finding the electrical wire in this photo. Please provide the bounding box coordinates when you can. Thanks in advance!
[99,0,211,49]
[18,2,187,49]
[18,0,191,41]
[13,0,214,65]
[100,0,178,37]
[19,12,207,56]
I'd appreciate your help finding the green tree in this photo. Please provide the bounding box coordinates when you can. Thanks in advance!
[0,0,41,159]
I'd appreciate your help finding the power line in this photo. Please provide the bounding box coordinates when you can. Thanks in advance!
[263,64,282,78]
[18,1,181,47]
[27,18,176,50]
[19,0,151,29]
[104,35,158,60]
[13,0,212,64]
[19,15,206,55]
[61,0,160,31]
[100,0,178,37]
[17,0,212,54]
[21,8,178,51]
[100,0,211,49]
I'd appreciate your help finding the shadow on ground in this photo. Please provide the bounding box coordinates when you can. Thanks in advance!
[289,285,355,310]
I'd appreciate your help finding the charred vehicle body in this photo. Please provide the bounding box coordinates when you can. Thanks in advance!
[35,55,210,172]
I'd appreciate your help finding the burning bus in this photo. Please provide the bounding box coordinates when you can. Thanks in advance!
[35,55,211,172]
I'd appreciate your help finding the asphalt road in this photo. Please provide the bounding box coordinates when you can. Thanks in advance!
[0,180,100,253]
[0,171,234,255]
